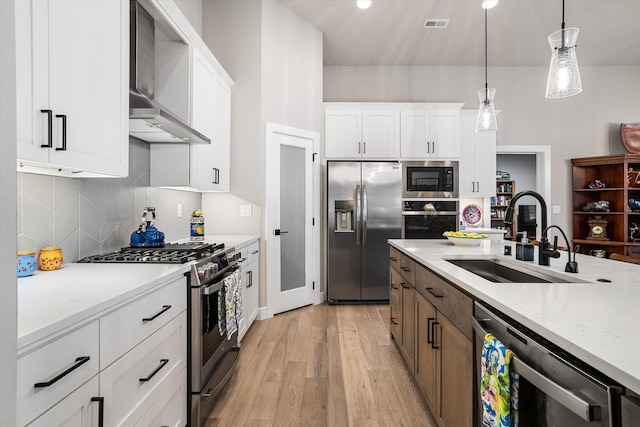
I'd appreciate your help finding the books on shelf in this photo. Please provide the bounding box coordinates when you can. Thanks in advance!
[491,195,512,206]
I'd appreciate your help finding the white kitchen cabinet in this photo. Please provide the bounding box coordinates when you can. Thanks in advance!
[150,58,232,192]
[15,0,128,177]
[324,109,400,159]
[237,239,260,341]
[133,368,187,427]
[400,110,460,159]
[459,111,496,197]
[27,377,99,427]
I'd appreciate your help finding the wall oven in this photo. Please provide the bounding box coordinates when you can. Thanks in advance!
[402,200,459,239]
[472,301,623,427]
[402,160,458,198]
[189,247,241,427]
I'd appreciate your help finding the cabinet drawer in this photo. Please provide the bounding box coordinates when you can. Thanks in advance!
[390,246,415,283]
[389,269,401,309]
[18,321,99,426]
[134,368,187,427]
[100,313,187,427]
[100,276,187,368]
[390,303,401,342]
[246,240,260,265]
[416,265,473,339]
[27,376,99,427]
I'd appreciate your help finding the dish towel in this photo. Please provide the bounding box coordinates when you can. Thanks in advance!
[219,270,244,340]
[480,333,520,427]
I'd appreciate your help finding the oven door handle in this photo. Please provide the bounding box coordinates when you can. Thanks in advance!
[402,211,459,216]
[201,266,239,296]
[471,316,601,422]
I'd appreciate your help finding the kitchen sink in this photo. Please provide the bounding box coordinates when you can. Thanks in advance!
[445,258,587,283]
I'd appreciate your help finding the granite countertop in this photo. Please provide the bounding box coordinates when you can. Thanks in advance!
[389,238,640,394]
[18,234,259,353]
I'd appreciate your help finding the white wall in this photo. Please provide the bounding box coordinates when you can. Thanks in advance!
[0,0,17,423]
[497,154,537,193]
[201,193,261,235]
[173,0,202,37]
[324,65,640,235]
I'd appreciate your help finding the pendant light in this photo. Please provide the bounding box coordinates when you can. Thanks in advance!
[476,6,497,132]
[545,0,582,98]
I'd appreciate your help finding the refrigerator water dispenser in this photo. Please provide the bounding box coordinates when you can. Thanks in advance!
[334,200,355,232]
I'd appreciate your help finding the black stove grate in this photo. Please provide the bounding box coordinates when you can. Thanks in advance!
[79,242,225,264]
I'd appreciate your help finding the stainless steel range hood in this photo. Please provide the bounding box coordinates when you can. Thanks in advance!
[129,1,210,145]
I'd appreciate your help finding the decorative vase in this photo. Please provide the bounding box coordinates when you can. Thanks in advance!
[39,246,63,271]
[17,251,36,277]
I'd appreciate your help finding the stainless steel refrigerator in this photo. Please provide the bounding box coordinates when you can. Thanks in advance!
[327,161,402,303]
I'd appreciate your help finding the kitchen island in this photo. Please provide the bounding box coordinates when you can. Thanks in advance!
[389,238,640,396]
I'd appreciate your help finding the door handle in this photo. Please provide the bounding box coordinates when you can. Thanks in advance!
[431,141,435,154]
[55,114,67,151]
[355,184,362,245]
[427,317,435,343]
[431,321,439,349]
[91,397,104,427]
[40,109,53,148]
[274,229,288,236]
[426,140,430,154]
[362,185,368,245]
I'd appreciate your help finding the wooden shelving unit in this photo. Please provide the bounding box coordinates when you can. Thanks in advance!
[491,179,516,240]
[572,154,640,259]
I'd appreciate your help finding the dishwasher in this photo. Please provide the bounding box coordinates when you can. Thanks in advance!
[472,301,623,426]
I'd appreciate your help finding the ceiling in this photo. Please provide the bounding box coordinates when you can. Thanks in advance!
[279,0,640,67]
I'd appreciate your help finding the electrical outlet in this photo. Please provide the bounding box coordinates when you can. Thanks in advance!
[240,205,252,217]
[177,204,182,218]
[552,205,561,214]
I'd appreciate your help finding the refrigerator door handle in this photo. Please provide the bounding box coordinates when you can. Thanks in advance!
[362,185,368,245]
[355,184,362,245]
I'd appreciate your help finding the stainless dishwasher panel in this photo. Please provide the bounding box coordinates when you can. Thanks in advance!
[473,301,622,427]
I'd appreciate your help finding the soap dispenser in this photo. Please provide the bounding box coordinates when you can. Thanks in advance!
[515,232,535,261]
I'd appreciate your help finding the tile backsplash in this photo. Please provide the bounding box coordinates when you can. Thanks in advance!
[17,138,202,262]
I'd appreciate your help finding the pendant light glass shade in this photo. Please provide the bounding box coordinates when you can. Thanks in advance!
[476,88,498,132]
[546,27,582,98]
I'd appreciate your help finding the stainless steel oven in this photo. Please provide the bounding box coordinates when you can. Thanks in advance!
[473,301,623,427]
[189,247,241,427]
[402,160,458,198]
[402,200,459,239]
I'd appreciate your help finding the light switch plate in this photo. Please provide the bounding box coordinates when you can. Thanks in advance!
[552,205,561,214]
[240,205,252,217]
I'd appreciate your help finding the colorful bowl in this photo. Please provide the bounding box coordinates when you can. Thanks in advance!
[39,246,63,271]
[17,251,36,277]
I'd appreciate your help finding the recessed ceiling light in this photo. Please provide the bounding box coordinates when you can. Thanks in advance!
[482,0,499,9]
[356,0,372,9]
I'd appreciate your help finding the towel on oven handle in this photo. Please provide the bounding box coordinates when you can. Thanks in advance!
[218,269,244,339]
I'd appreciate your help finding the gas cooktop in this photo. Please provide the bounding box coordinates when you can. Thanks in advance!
[79,242,225,264]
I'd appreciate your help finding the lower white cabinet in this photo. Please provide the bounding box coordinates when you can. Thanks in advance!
[237,239,260,341]
[18,276,188,427]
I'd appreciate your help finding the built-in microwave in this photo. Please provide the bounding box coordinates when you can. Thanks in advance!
[402,161,458,198]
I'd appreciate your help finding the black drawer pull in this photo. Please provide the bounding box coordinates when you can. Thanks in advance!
[400,266,411,272]
[431,321,440,349]
[252,250,259,255]
[390,256,398,261]
[390,283,398,290]
[390,318,398,325]
[55,114,67,151]
[139,359,169,382]
[142,305,172,322]
[40,109,53,148]
[426,287,443,298]
[400,282,410,289]
[91,397,104,427]
[34,356,90,388]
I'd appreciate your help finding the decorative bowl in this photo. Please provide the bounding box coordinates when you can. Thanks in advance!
[462,204,483,226]
[443,231,489,246]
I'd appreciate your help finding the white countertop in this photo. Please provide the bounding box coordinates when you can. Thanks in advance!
[17,234,259,353]
[389,239,640,394]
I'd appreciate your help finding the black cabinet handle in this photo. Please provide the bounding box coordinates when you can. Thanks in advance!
[247,270,253,287]
[55,114,67,151]
[400,266,411,272]
[400,282,410,289]
[34,356,90,388]
[252,250,259,255]
[431,321,440,349]
[427,317,434,343]
[390,283,398,290]
[142,305,171,322]
[40,109,53,148]
[139,359,169,382]
[426,287,443,298]
[389,256,398,262]
[91,397,104,427]
[212,167,220,184]
[390,317,398,325]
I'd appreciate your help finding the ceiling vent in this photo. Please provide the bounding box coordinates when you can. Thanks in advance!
[423,19,449,29]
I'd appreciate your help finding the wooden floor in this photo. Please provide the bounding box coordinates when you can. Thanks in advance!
[205,303,436,427]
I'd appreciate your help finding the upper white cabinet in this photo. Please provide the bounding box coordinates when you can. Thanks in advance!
[324,108,400,159]
[400,110,460,159]
[458,111,496,197]
[191,49,216,141]
[15,0,128,177]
